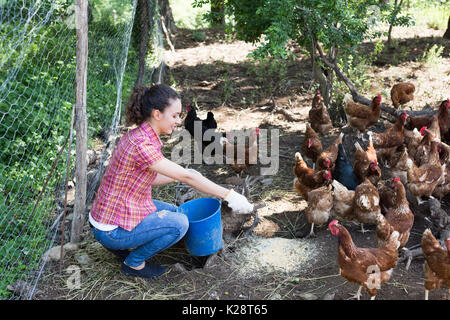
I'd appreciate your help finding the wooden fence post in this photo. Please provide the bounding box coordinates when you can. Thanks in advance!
[71,0,88,243]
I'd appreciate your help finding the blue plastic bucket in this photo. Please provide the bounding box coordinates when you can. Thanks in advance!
[177,198,223,256]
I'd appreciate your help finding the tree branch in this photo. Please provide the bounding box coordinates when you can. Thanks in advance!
[315,43,441,117]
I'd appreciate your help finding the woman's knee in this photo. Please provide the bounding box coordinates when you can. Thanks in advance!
[153,199,178,212]
[177,213,189,237]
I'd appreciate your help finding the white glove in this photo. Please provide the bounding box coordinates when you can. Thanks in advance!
[224,189,254,214]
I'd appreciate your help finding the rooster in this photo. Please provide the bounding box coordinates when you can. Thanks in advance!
[309,90,333,135]
[316,132,344,173]
[421,229,450,300]
[405,140,445,205]
[353,178,381,233]
[354,135,381,185]
[329,220,400,300]
[221,128,259,176]
[344,94,382,140]
[390,82,415,109]
[375,177,414,250]
[293,152,332,201]
[301,124,323,168]
[304,185,333,238]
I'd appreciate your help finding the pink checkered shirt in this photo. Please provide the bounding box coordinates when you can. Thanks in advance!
[90,122,165,231]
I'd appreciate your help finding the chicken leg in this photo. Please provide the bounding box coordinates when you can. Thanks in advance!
[357,223,371,233]
[347,285,363,300]
[416,196,426,206]
[306,223,316,238]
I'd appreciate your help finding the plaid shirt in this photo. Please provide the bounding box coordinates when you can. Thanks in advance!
[90,122,165,231]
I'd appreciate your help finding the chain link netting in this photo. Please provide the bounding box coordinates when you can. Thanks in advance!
[0,0,164,299]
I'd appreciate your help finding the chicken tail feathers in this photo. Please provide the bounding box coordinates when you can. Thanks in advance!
[388,230,401,250]
[295,152,303,162]
[344,93,353,105]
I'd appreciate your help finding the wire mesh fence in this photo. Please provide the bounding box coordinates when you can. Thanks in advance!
[0,0,164,299]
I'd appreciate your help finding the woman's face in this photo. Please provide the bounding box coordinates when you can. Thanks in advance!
[154,98,182,135]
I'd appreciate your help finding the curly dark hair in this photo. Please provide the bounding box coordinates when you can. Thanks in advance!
[124,84,180,126]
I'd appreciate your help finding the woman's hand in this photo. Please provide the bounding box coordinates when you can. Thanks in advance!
[223,189,254,214]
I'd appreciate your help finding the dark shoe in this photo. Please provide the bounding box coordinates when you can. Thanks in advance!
[106,248,130,261]
[121,262,166,278]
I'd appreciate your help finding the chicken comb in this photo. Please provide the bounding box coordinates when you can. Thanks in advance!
[394,177,401,183]
[419,126,427,135]
[255,127,260,135]
[328,220,339,228]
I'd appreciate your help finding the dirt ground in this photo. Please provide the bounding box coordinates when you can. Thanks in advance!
[36,24,450,301]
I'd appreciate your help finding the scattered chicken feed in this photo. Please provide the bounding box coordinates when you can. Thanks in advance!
[229,235,321,279]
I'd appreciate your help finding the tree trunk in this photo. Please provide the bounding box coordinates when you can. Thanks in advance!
[444,16,450,39]
[135,0,150,87]
[315,43,441,118]
[159,0,177,35]
[387,0,404,47]
[211,0,225,26]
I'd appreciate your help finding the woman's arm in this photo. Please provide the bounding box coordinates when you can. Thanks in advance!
[152,173,176,186]
[149,158,230,199]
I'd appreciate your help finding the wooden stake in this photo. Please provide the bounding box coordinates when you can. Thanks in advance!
[71,0,88,243]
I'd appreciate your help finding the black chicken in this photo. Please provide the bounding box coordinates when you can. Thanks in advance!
[332,143,359,190]
[184,104,221,154]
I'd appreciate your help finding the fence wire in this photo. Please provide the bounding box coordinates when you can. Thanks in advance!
[0,0,165,299]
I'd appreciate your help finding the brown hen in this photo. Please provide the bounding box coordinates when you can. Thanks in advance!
[391,82,415,109]
[309,90,333,135]
[316,132,343,173]
[354,135,381,185]
[293,152,332,201]
[344,94,382,140]
[329,220,400,300]
[421,229,450,300]
[353,178,381,233]
[301,123,323,167]
[405,140,444,205]
[375,177,414,250]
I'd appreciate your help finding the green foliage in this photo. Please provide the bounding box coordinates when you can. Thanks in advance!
[171,0,211,29]
[245,56,291,94]
[192,30,207,42]
[407,0,450,30]
[419,44,445,66]
[0,0,139,298]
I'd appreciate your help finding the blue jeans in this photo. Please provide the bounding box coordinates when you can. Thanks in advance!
[91,200,189,267]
